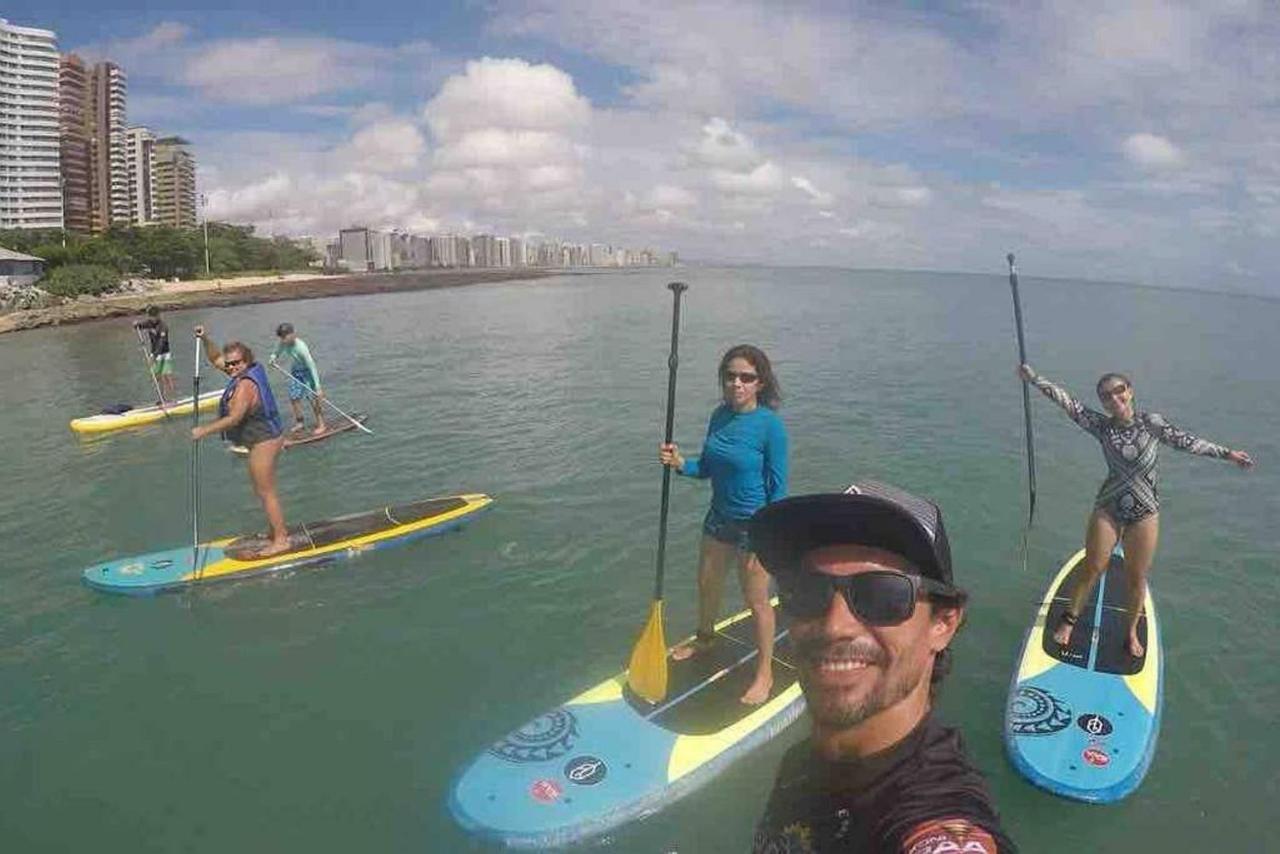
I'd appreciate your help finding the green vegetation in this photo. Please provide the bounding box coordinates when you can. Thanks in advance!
[1,223,318,286]
[37,264,122,298]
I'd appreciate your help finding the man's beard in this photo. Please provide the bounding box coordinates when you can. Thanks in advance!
[796,636,928,729]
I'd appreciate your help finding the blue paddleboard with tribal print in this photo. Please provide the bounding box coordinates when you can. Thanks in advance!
[448,601,804,848]
[1005,546,1163,803]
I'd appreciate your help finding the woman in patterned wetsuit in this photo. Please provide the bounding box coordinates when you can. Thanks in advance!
[1019,364,1253,657]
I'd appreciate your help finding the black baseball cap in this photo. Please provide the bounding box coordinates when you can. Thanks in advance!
[750,480,954,586]
[275,322,294,336]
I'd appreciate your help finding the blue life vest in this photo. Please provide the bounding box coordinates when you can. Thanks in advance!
[219,361,282,436]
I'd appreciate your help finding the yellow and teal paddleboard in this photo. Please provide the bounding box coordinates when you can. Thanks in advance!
[82,493,492,595]
[70,390,222,435]
[1005,547,1163,802]
[449,600,804,849]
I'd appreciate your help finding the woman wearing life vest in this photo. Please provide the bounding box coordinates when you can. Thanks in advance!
[192,325,291,558]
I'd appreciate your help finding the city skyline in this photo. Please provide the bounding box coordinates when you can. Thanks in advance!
[8,3,1280,293]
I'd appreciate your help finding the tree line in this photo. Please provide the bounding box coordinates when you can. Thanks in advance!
[1,224,318,296]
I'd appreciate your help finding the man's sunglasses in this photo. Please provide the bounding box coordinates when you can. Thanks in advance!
[778,570,955,626]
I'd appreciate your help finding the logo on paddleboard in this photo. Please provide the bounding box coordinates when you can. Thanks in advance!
[489,709,579,764]
[529,779,562,802]
[120,562,144,576]
[1077,713,1113,737]
[1082,746,1111,767]
[564,755,607,786]
[1008,686,1072,736]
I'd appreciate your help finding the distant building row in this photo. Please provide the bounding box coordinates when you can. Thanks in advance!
[328,228,678,272]
[0,18,197,232]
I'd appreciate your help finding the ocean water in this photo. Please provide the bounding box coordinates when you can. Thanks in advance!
[1,266,1276,851]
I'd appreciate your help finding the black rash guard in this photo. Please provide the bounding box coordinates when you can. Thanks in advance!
[752,715,1016,853]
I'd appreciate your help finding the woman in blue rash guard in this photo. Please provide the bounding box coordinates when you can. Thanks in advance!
[1020,363,1253,658]
[193,326,290,559]
[660,344,789,705]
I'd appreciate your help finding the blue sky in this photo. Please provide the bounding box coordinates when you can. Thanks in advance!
[16,1,1280,292]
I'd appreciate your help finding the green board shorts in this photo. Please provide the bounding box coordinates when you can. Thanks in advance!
[151,352,173,376]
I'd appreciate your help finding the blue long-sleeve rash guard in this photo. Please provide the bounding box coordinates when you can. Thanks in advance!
[679,404,789,519]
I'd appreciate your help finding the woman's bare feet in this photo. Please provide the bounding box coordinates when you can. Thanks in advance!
[312,422,328,436]
[671,630,715,661]
[1053,611,1078,647]
[252,537,293,559]
[1128,629,1145,658]
[740,668,772,705]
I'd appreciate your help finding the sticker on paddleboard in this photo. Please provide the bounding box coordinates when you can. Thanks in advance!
[1077,713,1113,737]
[563,755,607,786]
[1082,746,1111,767]
[529,779,562,803]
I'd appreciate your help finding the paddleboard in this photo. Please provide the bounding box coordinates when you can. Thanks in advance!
[229,413,369,456]
[70,390,222,434]
[448,600,805,849]
[1005,546,1163,803]
[81,493,492,595]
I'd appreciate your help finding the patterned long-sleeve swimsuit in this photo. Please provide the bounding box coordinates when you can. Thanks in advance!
[1031,376,1231,525]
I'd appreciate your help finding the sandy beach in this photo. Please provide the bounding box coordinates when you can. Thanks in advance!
[0,268,559,335]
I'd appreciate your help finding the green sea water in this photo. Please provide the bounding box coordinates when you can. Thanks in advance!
[1,267,1276,852]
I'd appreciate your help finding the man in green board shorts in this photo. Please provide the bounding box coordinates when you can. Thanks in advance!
[133,305,175,403]
[270,322,327,435]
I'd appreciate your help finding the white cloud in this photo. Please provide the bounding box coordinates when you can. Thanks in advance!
[182,38,389,104]
[336,120,427,173]
[424,57,590,138]
[710,161,785,195]
[792,176,834,206]
[423,58,592,214]
[646,184,697,209]
[1123,133,1185,169]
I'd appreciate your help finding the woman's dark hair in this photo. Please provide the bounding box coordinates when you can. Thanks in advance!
[718,344,782,409]
[223,341,254,365]
[927,586,969,699]
[1095,372,1132,399]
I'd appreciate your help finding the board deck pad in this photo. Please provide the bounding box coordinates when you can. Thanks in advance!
[1006,547,1163,803]
[229,413,368,456]
[82,494,490,595]
[449,601,806,849]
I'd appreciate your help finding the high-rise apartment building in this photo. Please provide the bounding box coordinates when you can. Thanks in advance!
[58,55,130,233]
[57,53,90,233]
[89,62,128,231]
[125,126,155,225]
[0,18,63,230]
[152,136,196,228]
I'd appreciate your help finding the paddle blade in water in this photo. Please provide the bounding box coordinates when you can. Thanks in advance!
[627,600,668,703]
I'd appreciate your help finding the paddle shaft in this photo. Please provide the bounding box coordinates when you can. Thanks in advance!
[1008,253,1037,526]
[135,325,167,406]
[266,360,373,435]
[653,282,688,600]
[191,333,202,573]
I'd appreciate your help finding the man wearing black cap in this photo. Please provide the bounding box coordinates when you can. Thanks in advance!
[133,305,175,403]
[750,481,1015,853]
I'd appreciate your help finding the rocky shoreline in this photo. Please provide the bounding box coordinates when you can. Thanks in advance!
[0,268,560,335]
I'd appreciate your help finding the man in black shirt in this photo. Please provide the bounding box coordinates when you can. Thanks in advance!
[749,481,1015,853]
[133,305,175,402]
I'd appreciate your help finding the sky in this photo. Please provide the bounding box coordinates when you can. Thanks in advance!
[17,1,1280,292]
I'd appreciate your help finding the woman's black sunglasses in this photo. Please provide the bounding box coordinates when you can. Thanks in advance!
[777,570,955,626]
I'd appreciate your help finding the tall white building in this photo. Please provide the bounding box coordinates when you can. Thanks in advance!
[0,19,63,230]
[125,126,155,225]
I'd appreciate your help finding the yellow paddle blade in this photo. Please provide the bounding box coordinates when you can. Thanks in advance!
[626,600,668,704]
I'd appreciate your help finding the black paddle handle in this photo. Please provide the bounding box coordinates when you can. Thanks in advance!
[654,282,688,600]
[1008,254,1037,524]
